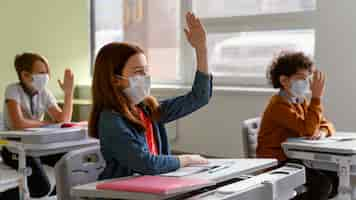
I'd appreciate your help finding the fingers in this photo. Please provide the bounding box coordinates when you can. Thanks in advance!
[186,12,202,29]
[193,155,209,164]
[184,28,191,40]
[317,71,325,87]
[64,68,74,81]
[186,12,194,30]
[313,70,319,81]
[312,70,326,83]
[191,13,199,27]
[67,68,74,76]
[195,16,204,30]
[308,135,319,140]
[321,71,325,84]
[57,79,63,88]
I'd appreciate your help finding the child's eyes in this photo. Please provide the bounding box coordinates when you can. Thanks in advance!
[134,70,146,75]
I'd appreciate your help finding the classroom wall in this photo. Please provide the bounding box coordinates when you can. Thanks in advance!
[0,0,91,108]
[315,0,356,130]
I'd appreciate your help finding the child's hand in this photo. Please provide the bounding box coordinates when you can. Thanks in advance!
[58,68,74,95]
[310,70,326,98]
[178,154,209,167]
[184,12,207,50]
[308,129,328,140]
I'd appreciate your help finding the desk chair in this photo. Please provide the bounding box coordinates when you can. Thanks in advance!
[54,146,105,200]
[242,117,310,197]
[242,117,261,158]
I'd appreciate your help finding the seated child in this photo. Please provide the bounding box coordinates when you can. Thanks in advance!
[257,52,338,200]
[1,52,74,199]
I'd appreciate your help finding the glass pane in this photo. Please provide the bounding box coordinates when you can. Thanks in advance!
[94,0,124,55]
[93,0,181,83]
[193,0,316,18]
[208,30,315,85]
[143,0,181,83]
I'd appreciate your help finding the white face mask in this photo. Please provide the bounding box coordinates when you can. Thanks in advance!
[119,75,151,105]
[32,74,49,92]
[290,79,310,97]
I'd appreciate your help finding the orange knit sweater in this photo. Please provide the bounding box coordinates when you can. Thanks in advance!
[256,94,335,161]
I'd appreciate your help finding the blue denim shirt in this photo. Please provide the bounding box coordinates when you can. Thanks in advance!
[98,70,213,180]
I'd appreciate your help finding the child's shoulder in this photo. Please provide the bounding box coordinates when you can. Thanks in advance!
[264,94,295,113]
[268,94,290,106]
[99,109,127,125]
[98,110,136,136]
[4,82,23,94]
[5,82,21,90]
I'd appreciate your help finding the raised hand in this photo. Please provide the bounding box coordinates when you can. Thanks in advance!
[184,12,207,50]
[310,69,326,99]
[58,68,74,95]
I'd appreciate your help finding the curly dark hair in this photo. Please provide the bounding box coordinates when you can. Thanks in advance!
[267,51,313,88]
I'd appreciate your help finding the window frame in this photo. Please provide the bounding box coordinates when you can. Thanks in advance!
[181,0,317,87]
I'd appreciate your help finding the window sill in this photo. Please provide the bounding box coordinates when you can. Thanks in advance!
[74,84,278,100]
[151,84,277,97]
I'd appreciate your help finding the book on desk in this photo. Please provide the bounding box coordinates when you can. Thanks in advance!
[96,175,214,195]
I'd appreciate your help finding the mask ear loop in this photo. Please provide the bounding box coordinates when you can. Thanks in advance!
[115,75,129,80]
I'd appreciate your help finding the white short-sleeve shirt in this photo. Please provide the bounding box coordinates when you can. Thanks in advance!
[3,83,57,130]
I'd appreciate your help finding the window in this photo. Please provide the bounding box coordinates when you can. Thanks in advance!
[91,0,181,84]
[191,0,317,86]
[92,0,316,87]
[193,0,316,18]
[208,30,314,86]
[92,0,124,56]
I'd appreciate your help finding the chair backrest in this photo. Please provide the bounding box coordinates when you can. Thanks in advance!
[54,146,105,200]
[242,117,261,158]
[0,112,5,131]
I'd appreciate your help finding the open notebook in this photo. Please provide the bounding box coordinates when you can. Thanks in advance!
[160,161,235,177]
[288,135,356,144]
[96,175,214,195]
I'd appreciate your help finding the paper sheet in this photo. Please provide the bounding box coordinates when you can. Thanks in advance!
[161,160,236,177]
[161,166,212,177]
[288,136,356,144]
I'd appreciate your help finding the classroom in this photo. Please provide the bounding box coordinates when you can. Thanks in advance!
[0,1,356,200]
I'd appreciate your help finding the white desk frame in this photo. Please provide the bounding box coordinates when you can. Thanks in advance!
[185,163,306,200]
[0,138,99,200]
[282,132,356,200]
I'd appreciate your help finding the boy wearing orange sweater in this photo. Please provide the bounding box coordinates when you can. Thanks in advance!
[257,52,338,200]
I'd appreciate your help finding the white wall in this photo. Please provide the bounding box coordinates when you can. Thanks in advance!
[315,0,356,131]
[0,0,90,108]
[170,89,271,158]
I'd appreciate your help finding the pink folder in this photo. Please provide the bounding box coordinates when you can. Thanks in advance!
[96,175,213,195]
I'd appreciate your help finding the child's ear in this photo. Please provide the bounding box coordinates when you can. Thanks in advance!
[111,76,128,89]
[279,75,290,89]
[111,76,121,85]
